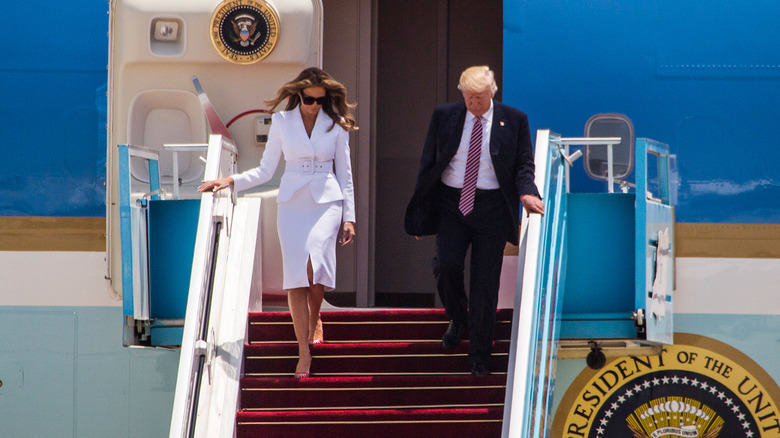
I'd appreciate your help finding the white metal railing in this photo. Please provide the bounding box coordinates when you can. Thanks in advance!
[118,144,161,344]
[503,130,563,438]
[169,134,261,438]
[502,131,624,437]
[163,143,209,199]
[559,137,621,192]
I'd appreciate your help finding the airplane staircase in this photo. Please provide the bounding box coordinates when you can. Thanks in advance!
[160,108,673,437]
[117,78,531,437]
[236,308,513,437]
[163,127,567,437]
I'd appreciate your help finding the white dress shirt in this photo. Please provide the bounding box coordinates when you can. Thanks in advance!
[441,100,499,190]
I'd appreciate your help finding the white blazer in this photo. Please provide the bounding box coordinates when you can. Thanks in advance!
[232,108,356,223]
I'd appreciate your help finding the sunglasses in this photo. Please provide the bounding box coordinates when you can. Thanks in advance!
[300,93,327,106]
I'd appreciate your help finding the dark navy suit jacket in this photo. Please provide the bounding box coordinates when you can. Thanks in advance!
[404,100,539,245]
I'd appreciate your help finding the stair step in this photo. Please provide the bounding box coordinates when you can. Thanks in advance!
[249,320,512,343]
[237,308,512,438]
[248,309,512,343]
[236,407,503,438]
[237,406,504,421]
[245,340,510,355]
[249,308,511,322]
[244,341,510,376]
[241,374,506,410]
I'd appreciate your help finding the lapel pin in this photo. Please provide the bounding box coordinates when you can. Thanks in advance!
[499,121,505,127]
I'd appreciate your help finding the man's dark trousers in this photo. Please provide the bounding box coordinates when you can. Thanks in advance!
[435,183,511,366]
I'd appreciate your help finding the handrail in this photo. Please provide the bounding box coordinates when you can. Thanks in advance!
[169,132,263,437]
[118,144,161,345]
[163,143,208,199]
[170,76,267,438]
[633,138,674,345]
[503,129,556,437]
[560,137,622,192]
[503,131,622,437]
[170,134,239,438]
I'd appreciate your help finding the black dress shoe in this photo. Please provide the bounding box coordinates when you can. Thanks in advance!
[470,362,491,377]
[442,321,462,350]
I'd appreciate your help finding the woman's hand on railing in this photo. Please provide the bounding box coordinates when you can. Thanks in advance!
[198,177,234,193]
[521,194,545,216]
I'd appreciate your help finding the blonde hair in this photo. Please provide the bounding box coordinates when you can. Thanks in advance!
[457,66,498,94]
[265,67,358,132]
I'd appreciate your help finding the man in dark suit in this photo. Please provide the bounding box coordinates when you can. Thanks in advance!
[405,66,544,376]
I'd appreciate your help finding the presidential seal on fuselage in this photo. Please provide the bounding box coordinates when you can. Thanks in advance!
[552,334,780,437]
[210,0,279,64]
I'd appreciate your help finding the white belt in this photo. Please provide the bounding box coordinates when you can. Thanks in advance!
[287,159,333,174]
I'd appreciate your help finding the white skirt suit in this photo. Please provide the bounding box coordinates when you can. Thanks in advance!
[231,108,355,290]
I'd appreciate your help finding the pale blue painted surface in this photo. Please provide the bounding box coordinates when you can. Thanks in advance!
[0,307,178,437]
[674,313,780,382]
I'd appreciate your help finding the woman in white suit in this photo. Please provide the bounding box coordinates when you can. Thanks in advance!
[199,68,357,378]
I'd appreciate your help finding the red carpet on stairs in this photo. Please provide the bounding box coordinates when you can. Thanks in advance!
[236,308,512,437]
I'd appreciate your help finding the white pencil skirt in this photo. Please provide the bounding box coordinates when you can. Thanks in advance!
[276,187,342,291]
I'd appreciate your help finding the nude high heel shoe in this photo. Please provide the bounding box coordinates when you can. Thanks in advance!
[294,353,312,379]
[308,318,324,346]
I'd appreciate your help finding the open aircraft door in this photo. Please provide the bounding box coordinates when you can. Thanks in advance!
[107,0,322,345]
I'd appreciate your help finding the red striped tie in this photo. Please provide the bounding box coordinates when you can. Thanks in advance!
[458,116,483,216]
